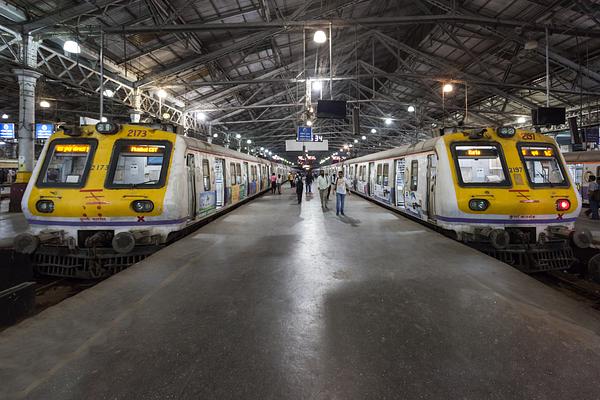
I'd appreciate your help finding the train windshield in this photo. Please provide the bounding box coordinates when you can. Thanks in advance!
[106,140,172,188]
[37,140,96,187]
[453,144,509,186]
[518,144,568,187]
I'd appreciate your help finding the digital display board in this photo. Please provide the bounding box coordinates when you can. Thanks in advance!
[0,123,15,139]
[35,123,54,139]
[521,147,555,158]
[55,144,90,153]
[127,145,164,154]
[455,147,499,158]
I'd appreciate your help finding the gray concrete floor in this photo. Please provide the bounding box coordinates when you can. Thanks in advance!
[2,187,600,399]
[0,212,28,248]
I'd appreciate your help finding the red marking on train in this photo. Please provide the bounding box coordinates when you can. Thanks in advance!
[79,189,103,192]
[137,216,145,222]
[557,213,564,220]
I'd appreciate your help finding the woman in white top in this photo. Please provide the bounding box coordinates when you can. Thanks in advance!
[335,170,351,216]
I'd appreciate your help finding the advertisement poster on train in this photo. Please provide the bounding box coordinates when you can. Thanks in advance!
[199,191,217,216]
[231,185,240,202]
[214,160,224,206]
[395,159,405,207]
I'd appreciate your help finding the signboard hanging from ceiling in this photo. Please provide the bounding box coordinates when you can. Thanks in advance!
[35,123,54,139]
[0,123,15,139]
[297,126,313,142]
[286,140,329,151]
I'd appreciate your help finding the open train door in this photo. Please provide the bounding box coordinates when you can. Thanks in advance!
[186,154,197,219]
[215,158,225,207]
[395,158,406,208]
[368,162,375,196]
[426,154,437,221]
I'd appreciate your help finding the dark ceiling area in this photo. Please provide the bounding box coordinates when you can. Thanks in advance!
[1,0,600,160]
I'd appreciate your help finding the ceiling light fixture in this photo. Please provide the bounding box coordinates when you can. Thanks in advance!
[103,89,114,98]
[407,105,415,113]
[306,120,313,127]
[157,89,167,98]
[385,118,392,125]
[235,133,241,139]
[517,116,527,124]
[1,114,8,119]
[370,128,376,134]
[311,80,322,91]
[212,133,218,138]
[197,112,207,121]
[63,40,81,54]
[39,100,51,108]
[313,30,327,44]
[443,83,454,93]
[361,135,367,140]
[246,139,252,144]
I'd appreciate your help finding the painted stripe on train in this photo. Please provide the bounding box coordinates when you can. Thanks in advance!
[26,218,188,227]
[434,215,577,224]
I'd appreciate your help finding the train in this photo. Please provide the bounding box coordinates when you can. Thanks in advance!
[563,151,600,206]
[14,122,291,278]
[326,126,591,272]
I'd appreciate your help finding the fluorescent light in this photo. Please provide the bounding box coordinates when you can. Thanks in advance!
[260,147,264,151]
[517,116,526,124]
[235,133,241,139]
[407,105,415,112]
[385,118,392,125]
[370,128,376,134]
[1,114,8,119]
[162,112,171,119]
[306,120,313,126]
[354,139,358,143]
[311,80,322,91]
[157,89,167,98]
[63,40,81,54]
[313,30,327,44]
[361,135,366,140]
[39,100,51,108]
[443,83,453,93]
[349,144,353,148]
[103,89,114,98]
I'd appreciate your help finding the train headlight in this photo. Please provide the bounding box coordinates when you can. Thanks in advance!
[556,199,571,211]
[36,199,55,213]
[469,199,489,211]
[496,126,516,138]
[131,200,154,213]
[95,122,120,135]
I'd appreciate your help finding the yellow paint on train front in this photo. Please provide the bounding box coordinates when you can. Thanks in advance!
[28,125,175,219]
[444,128,578,217]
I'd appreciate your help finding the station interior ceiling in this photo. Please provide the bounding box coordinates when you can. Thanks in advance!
[1,0,600,162]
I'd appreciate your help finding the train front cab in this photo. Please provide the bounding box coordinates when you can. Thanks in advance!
[441,127,588,272]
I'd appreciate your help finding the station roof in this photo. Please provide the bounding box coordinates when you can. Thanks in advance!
[1,0,600,161]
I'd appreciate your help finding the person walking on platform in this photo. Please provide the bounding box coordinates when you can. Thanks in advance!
[588,175,599,220]
[295,174,304,204]
[335,170,351,216]
[288,172,294,188]
[317,170,329,210]
[276,174,282,194]
[327,172,336,201]
[270,173,277,194]
[305,172,313,194]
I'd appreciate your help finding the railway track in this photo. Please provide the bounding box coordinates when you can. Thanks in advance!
[536,271,600,310]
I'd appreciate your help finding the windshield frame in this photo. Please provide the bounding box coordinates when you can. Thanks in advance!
[451,141,512,188]
[35,138,98,188]
[105,139,172,189]
[517,142,570,188]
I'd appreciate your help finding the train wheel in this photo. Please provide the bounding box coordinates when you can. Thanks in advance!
[587,253,600,283]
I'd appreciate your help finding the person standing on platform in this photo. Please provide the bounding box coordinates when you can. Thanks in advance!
[588,175,599,220]
[288,172,294,188]
[305,172,313,194]
[295,174,304,204]
[327,172,336,201]
[270,173,277,194]
[335,170,351,216]
[276,174,282,194]
[317,170,329,210]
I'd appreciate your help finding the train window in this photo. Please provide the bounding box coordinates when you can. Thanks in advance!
[452,144,509,187]
[383,164,390,186]
[236,163,242,184]
[37,139,97,188]
[410,160,418,191]
[202,159,211,191]
[376,164,383,185]
[518,144,568,188]
[105,140,172,188]
[228,163,234,185]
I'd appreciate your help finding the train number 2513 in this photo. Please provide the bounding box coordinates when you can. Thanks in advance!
[127,129,148,137]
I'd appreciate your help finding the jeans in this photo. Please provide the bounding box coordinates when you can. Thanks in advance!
[306,182,312,193]
[319,189,327,208]
[297,191,302,203]
[336,193,346,215]
[591,199,599,219]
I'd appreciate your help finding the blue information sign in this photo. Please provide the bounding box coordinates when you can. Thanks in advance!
[0,123,15,139]
[297,126,313,142]
[35,123,54,139]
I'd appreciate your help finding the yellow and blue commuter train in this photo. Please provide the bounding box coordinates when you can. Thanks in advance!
[327,127,590,272]
[15,122,290,278]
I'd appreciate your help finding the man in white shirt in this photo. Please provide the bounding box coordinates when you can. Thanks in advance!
[317,170,329,209]
[334,170,351,216]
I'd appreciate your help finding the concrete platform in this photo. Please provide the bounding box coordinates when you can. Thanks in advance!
[0,213,28,248]
[1,188,600,399]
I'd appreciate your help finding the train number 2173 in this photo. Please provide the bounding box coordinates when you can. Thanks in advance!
[127,129,148,137]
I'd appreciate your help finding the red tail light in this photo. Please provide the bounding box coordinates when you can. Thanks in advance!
[556,199,571,211]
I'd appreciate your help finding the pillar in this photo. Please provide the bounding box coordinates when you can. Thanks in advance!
[12,68,41,183]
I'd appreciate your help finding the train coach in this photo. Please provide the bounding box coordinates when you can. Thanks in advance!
[563,151,600,206]
[328,127,591,272]
[14,122,290,278]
